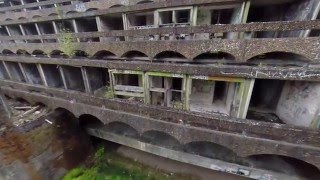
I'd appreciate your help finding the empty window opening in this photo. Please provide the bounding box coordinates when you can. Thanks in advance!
[159,11,173,25]
[7,25,23,36]
[61,66,85,92]
[24,0,39,11]
[111,71,144,102]
[127,12,154,28]
[248,79,285,124]
[211,9,233,24]
[41,64,64,88]
[99,15,124,41]
[21,63,42,85]
[0,62,9,79]
[148,75,184,108]
[5,62,25,82]
[85,67,109,93]
[38,0,55,8]
[55,20,75,33]
[176,10,190,23]
[189,79,237,116]
[75,18,99,42]
[37,22,56,42]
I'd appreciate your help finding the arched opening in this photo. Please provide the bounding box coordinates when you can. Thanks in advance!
[32,15,41,19]
[51,108,92,167]
[247,154,320,179]
[18,17,27,20]
[154,51,187,62]
[105,122,139,138]
[2,49,14,55]
[183,141,245,165]
[92,50,117,60]
[136,0,153,4]
[109,4,125,8]
[48,13,58,16]
[248,52,310,66]
[5,18,13,21]
[32,50,46,57]
[73,50,88,58]
[16,49,30,56]
[66,11,77,15]
[193,52,235,64]
[141,130,181,150]
[78,114,104,128]
[121,50,149,60]
[86,8,98,12]
[50,50,68,58]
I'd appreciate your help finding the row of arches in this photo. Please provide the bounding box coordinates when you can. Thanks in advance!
[1,48,312,65]
[2,0,155,22]
[75,109,320,178]
[3,94,320,178]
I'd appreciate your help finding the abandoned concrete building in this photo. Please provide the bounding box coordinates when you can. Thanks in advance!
[1,0,320,179]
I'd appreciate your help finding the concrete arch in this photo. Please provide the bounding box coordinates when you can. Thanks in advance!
[247,51,312,63]
[32,15,41,19]
[48,13,58,16]
[92,50,117,59]
[193,51,236,61]
[66,11,77,15]
[121,50,149,60]
[247,154,320,177]
[141,130,182,150]
[31,49,46,56]
[53,107,78,117]
[136,0,154,4]
[18,17,27,20]
[109,4,126,8]
[2,49,14,55]
[78,114,104,127]
[105,121,139,138]
[154,51,187,61]
[49,50,68,58]
[86,8,98,12]
[73,50,88,58]
[16,49,30,56]
[5,18,13,21]
[183,141,242,164]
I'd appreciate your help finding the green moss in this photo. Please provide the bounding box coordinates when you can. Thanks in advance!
[172,101,185,110]
[58,30,77,57]
[63,147,194,180]
[104,87,114,99]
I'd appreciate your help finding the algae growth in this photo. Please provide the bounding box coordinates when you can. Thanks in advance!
[62,147,193,180]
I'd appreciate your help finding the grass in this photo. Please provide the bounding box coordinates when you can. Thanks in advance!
[62,147,194,180]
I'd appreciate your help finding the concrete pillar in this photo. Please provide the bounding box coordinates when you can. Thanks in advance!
[36,64,48,86]
[81,67,92,93]
[59,66,68,89]
[18,63,29,83]
[1,61,12,80]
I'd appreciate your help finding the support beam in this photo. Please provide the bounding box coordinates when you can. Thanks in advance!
[36,64,48,86]
[81,67,92,94]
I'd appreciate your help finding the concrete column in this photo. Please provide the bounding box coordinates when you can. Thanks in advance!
[72,19,80,42]
[58,66,68,89]
[35,23,44,43]
[1,61,12,80]
[18,63,29,83]
[81,67,92,93]
[36,64,48,86]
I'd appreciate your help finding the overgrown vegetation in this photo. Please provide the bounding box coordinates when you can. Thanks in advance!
[104,86,114,99]
[58,29,77,57]
[172,101,185,110]
[62,147,194,180]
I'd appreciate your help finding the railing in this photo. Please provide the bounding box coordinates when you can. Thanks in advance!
[1,20,319,42]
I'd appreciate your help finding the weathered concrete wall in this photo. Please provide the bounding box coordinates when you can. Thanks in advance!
[278,0,320,37]
[276,81,320,127]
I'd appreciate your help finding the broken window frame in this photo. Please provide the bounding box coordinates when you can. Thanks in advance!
[109,69,145,101]
[145,72,187,109]
[156,6,194,27]
[186,75,254,118]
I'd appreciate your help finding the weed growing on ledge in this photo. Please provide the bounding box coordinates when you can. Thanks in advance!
[58,29,77,57]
